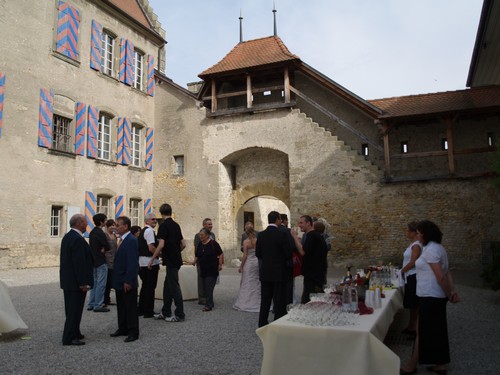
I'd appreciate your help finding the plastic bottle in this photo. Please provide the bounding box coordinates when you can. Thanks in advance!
[350,285,359,313]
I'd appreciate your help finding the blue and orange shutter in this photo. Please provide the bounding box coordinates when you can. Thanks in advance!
[87,105,99,158]
[38,88,53,148]
[90,20,103,71]
[119,38,126,83]
[145,127,153,171]
[144,198,152,216]
[0,72,5,138]
[116,117,131,165]
[74,102,86,155]
[55,1,80,60]
[84,191,96,237]
[147,54,155,96]
[119,39,134,86]
[115,195,124,220]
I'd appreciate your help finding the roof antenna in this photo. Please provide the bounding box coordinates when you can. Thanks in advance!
[273,1,277,36]
[239,9,243,43]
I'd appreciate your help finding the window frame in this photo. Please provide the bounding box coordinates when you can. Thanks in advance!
[50,205,64,237]
[129,198,141,226]
[96,195,111,218]
[133,49,144,90]
[98,113,112,161]
[174,155,185,175]
[101,30,115,76]
[52,114,72,153]
[131,124,143,167]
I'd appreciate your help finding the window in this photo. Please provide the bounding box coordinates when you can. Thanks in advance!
[133,50,144,90]
[174,155,184,175]
[101,31,114,76]
[50,206,63,236]
[361,144,369,156]
[263,91,271,96]
[52,114,72,152]
[401,141,408,154]
[441,138,448,151]
[131,124,142,167]
[487,132,495,147]
[97,195,110,217]
[98,114,112,160]
[129,199,140,226]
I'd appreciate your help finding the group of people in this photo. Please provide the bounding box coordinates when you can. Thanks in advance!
[400,220,461,375]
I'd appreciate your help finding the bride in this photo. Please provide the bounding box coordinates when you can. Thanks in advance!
[233,227,261,312]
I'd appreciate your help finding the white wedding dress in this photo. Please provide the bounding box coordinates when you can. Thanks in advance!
[233,249,261,312]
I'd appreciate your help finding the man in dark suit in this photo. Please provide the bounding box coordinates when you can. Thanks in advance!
[59,213,94,346]
[256,211,292,327]
[110,216,140,342]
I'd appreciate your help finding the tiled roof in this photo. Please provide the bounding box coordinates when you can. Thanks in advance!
[369,85,500,119]
[107,0,153,32]
[199,36,301,77]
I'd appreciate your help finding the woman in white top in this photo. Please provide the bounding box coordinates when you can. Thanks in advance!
[400,221,460,375]
[401,221,422,336]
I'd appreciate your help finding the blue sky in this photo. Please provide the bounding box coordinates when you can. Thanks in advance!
[147,0,483,99]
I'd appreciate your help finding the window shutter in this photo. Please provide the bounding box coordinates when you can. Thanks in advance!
[144,198,152,216]
[145,127,153,171]
[119,38,126,83]
[147,54,155,96]
[124,40,134,86]
[74,102,86,155]
[117,117,131,165]
[115,195,124,220]
[87,105,98,158]
[55,1,80,60]
[84,191,96,237]
[0,72,5,138]
[90,20,103,71]
[38,88,53,148]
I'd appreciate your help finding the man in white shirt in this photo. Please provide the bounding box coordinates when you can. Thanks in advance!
[137,212,159,318]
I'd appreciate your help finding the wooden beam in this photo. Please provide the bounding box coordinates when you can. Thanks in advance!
[383,132,391,179]
[444,117,455,175]
[246,74,252,108]
[211,80,217,113]
[284,66,290,103]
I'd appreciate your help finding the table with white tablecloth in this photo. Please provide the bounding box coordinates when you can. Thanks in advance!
[154,264,197,301]
[0,280,28,335]
[256,289,403,375]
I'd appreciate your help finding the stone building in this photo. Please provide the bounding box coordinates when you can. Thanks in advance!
[1,0,499,270]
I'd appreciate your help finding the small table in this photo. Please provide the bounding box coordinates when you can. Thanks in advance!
[154,265,198,301]
[256,289,403,375]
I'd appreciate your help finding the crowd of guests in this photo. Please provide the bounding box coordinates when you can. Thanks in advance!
[59,209,459,374]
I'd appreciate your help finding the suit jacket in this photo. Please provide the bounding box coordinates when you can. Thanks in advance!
[89,226,109,267]
[256,225,292,282]
[112,233,139,290]
[59,229,94,291]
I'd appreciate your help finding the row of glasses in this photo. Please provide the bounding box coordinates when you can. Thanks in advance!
[287,302,359,327]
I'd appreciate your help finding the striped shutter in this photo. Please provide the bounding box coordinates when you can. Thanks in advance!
[74,102,86,155]
[124,40,134,86]
[145,127,153,171]
[38,88,53,148]
[87,105,99,158]
[55,1,80,60]
[116,117,131,165]
[0,72,5,138]
[119,38,126,83]
[84,191,96,237]
[147,54,155,96]
[115,195,124,219]
[144,198,152,216]
[90,20,102,71]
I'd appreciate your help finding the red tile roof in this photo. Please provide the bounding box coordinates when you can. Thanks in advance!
[369,85,500,119]
[199,36,301,78]
[107,0,153,31]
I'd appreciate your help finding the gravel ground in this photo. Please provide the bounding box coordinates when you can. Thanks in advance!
[1,266,499,375]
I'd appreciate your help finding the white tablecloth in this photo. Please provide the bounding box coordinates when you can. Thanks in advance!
[0,280,28,334]
[256,289,403,375]
[154,265,198,301]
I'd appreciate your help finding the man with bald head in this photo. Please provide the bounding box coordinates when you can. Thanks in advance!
[59,213,94,346]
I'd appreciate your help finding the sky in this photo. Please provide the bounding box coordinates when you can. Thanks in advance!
[147,0,484,100]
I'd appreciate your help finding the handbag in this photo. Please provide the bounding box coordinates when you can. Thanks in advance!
[292,251,303,277]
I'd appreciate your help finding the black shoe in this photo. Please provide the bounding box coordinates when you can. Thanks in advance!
[87,307,93,311]
[124,336,138,342]
[76,334,85,340]
[63,339,85,346]
[93,307,110,312]
[110,330,128,337]
[143,314,154,318]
